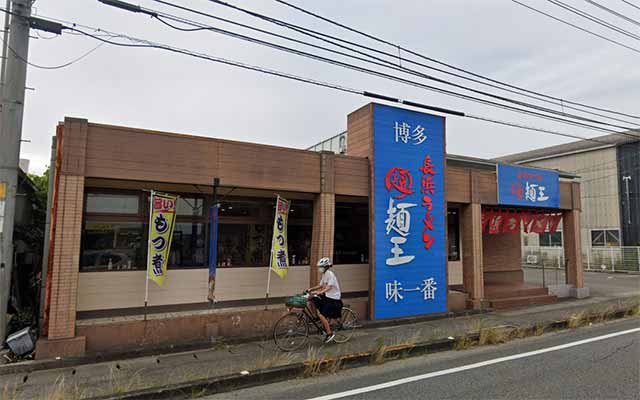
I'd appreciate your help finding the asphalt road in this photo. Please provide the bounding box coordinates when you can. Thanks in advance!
[204,318,640,400]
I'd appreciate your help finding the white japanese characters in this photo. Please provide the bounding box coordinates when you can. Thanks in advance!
[394,121,427,145]
[525,182,549,203]
[385,278,437,302]
[385,280,404,303]
[385,198,416,266]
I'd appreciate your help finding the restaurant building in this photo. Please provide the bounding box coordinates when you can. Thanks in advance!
[36,103,586,359]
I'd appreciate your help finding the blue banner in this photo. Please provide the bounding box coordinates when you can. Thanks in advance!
[373,104,447,320]
[497,164,560,208]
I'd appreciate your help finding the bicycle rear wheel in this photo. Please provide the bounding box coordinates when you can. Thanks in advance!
[333,307,358,344]
[273,312,309,352]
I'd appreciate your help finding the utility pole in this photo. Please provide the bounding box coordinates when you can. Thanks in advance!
[0,0,31,344]
[622,175,632,225]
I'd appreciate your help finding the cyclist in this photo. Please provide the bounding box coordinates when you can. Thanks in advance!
[307,257,343,343]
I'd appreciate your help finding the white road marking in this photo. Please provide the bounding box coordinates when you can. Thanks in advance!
[306,327,640,400]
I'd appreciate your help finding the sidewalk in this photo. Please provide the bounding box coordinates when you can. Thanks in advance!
[2,290,638,399]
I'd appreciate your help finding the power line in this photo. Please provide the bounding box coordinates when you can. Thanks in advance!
[0,35,105,69]
[272,0,640,120]
[510,0,640,54]
[148,0,640,128]
[63,26,616,145]
[544,0,640,41]
[137,4,637,134]
[621,0,640,13]
[585,0,640,28]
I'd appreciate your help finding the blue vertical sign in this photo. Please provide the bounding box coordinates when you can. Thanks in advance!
[497,164,560,208]
[373,104,447,320]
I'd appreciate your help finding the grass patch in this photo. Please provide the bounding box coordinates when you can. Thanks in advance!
[39,377,85,400]
[254,349,297,370]
[100,366,147,397]
[478,327,509,346]
[567,311,587,329]
[303,346,341,377]
[453,335,472,351]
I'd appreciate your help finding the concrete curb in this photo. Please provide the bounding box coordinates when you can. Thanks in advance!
[0,309,484,377]
[87,306,638,400]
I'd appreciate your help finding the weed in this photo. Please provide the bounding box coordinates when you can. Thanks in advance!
[39,376,85,400]
[453,335,471,351]
[101,366,146,396]
[254,349,297,370]
[534,322,545,336]
[567,311,586,329]
[191,387,208,398]
[303,354,341,378]
[511,326,528,339]
[467,318,486,335]
[478,327,509,346]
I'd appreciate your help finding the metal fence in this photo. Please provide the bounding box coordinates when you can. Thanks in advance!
[522,245,640,273]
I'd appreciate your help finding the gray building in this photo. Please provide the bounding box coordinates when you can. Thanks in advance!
[496,133,640,250]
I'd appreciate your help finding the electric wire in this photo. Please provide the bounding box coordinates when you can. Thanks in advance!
[5,7,630,145]
[149,0,639,127]
[0,34,106,69]
[510,0,640,54]
[144,8,635,133]
[544,0,640,41]
[621,0,640,12]
[585,0,640,28]
[149,0,640,129]
[272,0,640,119]
[65,26,616,145]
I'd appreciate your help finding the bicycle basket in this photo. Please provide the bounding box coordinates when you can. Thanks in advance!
[285,294,307,308]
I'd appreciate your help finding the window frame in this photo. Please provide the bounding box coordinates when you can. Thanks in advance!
[590,228,621,248]
[538,231,563,248]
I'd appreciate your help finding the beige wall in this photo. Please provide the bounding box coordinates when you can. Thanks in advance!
[448,261,463,285]
[77,264,369,312]
[523,147,619,250]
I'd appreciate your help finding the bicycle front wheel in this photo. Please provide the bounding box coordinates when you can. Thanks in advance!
[273,312,309,352]
[333,307,358,344]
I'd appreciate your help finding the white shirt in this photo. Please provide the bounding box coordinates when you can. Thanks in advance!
[320,269,341,300]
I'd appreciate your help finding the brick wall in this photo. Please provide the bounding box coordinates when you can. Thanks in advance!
[48,174,84,339]
[482,232,522,272]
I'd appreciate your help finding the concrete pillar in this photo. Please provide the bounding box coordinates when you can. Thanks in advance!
[310,151,335,286]
[461,203,484,307]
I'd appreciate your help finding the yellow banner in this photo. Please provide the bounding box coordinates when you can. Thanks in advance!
[270,196,290,279]
[147,192,178,287]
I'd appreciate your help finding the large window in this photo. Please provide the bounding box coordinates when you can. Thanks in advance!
[217,197,313,267]
[448,209,460,261]
[591,229,620,247]
[334,202,368,264]
[81,191,207,271]
[81,191,313,271]
[81,191,147,272]
[539,231,563,247]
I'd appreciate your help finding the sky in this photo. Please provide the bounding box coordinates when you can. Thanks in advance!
[16,0,640,174]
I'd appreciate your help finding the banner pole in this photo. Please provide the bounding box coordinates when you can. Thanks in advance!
[265,195,279,310]
[144,190,154,321]
[265,264,272,310]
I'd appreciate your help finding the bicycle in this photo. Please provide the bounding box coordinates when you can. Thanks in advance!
[273,293,359,352]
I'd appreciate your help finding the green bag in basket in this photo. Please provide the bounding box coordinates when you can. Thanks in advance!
[286,294,307,308]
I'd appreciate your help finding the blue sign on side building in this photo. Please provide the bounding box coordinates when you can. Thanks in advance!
[497,164,560,208]
[372,104,447,320]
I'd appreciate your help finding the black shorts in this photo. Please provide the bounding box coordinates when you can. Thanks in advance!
[312,295,343,319]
